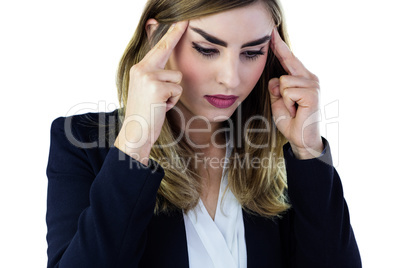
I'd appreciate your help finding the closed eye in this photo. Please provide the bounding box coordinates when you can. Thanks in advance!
[241,48,265,61]
[192,42,265,61]
[192,43,219,58]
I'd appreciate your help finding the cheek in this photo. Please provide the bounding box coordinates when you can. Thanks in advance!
[174,50,210,90]
[180,60,202,87]
[242,60,266,91]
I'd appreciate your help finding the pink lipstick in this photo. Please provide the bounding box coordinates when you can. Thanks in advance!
[204,95,239,109]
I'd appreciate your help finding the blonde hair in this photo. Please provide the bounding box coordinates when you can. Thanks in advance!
[116,0,291,218]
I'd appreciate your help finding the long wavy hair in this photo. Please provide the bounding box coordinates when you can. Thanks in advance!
[116,0,291,218]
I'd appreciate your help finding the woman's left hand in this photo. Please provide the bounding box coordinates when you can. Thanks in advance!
[268,28,323,159]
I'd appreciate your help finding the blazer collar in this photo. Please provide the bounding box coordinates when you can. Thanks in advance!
[146,209,281,267]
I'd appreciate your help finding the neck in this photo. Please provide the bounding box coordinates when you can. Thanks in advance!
[167,108,227,153]
[187,120,226,150]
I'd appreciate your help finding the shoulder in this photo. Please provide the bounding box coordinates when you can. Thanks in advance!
[48,109,122,177]
[50,109,121,149]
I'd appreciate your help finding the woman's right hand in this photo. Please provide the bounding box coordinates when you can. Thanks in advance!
[114,21,189,165]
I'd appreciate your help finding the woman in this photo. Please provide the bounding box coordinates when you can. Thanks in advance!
[46,0,361,267]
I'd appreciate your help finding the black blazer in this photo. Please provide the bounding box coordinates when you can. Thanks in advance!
[46,110,361,267]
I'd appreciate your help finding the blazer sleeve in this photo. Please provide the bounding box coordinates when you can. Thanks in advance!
[282,139,362,268]
[46,116,165,268]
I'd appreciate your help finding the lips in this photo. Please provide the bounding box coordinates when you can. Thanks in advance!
[204,95,239,109]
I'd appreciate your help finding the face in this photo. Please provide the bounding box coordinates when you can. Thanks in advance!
[166,2,275,129]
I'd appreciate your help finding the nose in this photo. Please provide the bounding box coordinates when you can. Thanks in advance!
[216,55,241,89]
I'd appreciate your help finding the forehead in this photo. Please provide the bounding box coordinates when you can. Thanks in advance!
[188,2,274,45]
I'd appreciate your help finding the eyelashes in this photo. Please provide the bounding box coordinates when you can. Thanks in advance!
[192,42,265,61]
[192,43,218,58]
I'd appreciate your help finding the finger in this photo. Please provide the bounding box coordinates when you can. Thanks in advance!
[161,83,183,111]
[154,70,183,84]
[268,79,291,125]
[279,87,320,118]
[145,21,189,69]
[278,75,320,117]
[279,75,320,90]
[268,77,293,123]
[166,92,182,112]
[268,77,281,103]
[270,27,310,77]
[280,87,298,118]
[148,80,182,100]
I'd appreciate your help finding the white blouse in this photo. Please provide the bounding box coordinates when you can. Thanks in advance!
[183,133,247,268]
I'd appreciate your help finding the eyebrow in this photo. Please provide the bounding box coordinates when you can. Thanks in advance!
[190,27,271,48]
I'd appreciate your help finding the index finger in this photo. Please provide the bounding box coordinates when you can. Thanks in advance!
[270,27,309,77]
[145,21,189,69]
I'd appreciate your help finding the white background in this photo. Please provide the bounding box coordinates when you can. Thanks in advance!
[1,0,401,267]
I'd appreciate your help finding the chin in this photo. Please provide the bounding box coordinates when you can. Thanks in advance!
[204,109,237,123]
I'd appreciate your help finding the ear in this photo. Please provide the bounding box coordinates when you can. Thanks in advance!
[145,18,159,41]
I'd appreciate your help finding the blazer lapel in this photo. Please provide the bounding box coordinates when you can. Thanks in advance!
[243,210,284,268]
[140,209,284,268]
[140,209,189,268]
